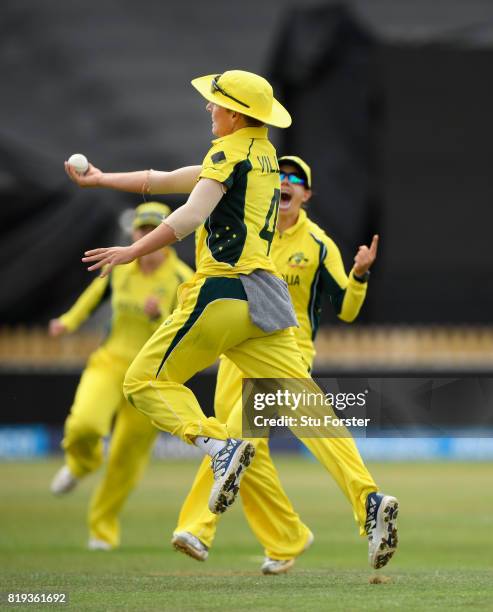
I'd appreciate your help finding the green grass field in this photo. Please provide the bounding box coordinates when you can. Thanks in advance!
[1,458,493,611]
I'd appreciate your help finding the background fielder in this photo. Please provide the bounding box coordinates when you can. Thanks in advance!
[173,155,378,573]
[49,202,193,549]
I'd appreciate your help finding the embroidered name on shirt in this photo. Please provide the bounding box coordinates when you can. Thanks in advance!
[257,155,279,174]
[283,273,300,286]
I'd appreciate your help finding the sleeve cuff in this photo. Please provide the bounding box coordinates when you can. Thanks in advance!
[58,313,78,333]
[351,269,370,284]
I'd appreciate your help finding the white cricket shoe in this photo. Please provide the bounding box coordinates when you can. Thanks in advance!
[208,439,256,514]
[261,530,314,575]
[88,538,113,551]
[50,465,79,495]
[365,493,399,569]
[261,558,295,575]
[172,531,209,561]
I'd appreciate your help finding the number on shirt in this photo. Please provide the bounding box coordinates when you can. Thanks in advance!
[259,188,280,255]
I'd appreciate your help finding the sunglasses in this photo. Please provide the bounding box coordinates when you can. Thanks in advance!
[280,172,306,186]
[211,75,250,108]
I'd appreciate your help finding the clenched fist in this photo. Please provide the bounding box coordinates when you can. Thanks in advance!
[144,296,161,320]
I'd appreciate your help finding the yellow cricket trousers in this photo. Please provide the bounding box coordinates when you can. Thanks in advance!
[124,276,377,535]
[175,357,312,560]
[62,348,157,547]
[123,276,313,440]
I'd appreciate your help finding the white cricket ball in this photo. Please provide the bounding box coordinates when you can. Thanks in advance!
[68,153,89,175]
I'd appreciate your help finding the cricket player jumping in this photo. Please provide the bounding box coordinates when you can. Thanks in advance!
[65,70,399,570]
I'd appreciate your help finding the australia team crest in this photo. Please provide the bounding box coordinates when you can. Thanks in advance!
[288,252,309,269]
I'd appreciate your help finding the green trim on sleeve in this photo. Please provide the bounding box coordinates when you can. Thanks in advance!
[320,266,346,315]
[307,232,348,338]
[307,234,327,339]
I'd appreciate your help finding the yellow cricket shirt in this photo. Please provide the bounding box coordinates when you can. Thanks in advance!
[59,249,194,362]
[271,209,368,366]
[196,126,280,277]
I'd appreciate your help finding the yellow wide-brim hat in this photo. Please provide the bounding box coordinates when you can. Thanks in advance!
[133,201,171,229]
[191,70,292,129]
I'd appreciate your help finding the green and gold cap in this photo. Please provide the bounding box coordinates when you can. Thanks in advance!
[278,155,312,189]
[133,201,171,229]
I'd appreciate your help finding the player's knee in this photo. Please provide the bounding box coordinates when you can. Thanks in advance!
[122,377,131,403]
[123,356,172,402]
[66,416,105,440]
[122,366,148,413]
[123,360,141,399]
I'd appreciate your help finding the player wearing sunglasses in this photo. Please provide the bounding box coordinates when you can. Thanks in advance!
[172,155,385,574]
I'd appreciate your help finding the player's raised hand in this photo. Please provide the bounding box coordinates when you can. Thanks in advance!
[353,234,379,276]
[82,245,136,277]
[64,160,103,187]
[48,318,68,337]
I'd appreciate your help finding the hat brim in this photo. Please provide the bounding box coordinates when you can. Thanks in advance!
[191,74,292,129]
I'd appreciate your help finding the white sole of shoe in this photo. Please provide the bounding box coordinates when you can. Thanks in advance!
[50,466,78,496]
[371,496,399,569]
[171,534,207,561]
[208,441,256,515]
[262,530,314,576]
[303,531,315,553]
[262,558,295,575]
[87,538,113,551]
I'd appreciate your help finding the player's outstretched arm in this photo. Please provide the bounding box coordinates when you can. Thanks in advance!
[319,234,379,323]
[82,178,224,277]
[339,234,379,323]
[147,166,202,194]
[64,161,201,195]
[83,223,177,277]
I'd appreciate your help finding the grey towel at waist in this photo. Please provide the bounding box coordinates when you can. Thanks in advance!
[239,269,298,333]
